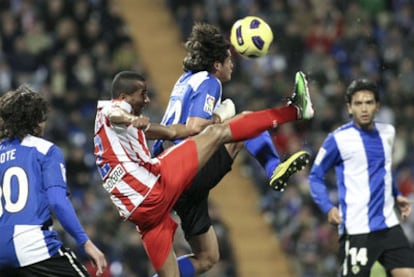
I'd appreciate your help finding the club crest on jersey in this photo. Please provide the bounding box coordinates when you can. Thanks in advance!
[103,164,126,192]
[203,94,215,115]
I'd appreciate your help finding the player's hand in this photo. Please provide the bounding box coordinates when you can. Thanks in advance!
[327,207,342,225]
[213,99,236,122]
[131,115,150,130]
[84,240,107,276]
[396,195,412,221]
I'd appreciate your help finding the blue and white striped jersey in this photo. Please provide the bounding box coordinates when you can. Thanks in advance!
[153,71,222,156]
[309,121,401,235]
[0,136,69,267]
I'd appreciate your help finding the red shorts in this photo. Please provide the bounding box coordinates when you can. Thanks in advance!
[128,139,199,271]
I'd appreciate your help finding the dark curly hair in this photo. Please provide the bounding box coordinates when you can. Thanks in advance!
[0,85,48,140]
[183,22,230,73]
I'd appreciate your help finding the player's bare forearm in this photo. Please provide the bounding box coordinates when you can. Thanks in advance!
[146,116,214,140]
[186,116,214,132]
[107,107,150,129]
[145,123,193,140]
[107,107,135,123]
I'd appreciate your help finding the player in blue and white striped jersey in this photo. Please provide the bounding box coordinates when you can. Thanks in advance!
[309,79,414,277]
[0,86,107,276]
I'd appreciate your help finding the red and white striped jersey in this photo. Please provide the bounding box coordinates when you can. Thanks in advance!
[94,100,161,219]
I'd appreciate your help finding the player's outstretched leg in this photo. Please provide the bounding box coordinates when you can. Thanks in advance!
[269,71,313,191]
[244,71,314,187]
[269,150,310,191]
[226,71,314,143]
[288,71,314,120]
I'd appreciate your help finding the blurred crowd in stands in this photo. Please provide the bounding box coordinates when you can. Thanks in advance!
[1,0,414,276]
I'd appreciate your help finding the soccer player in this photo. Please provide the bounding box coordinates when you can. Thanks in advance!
[154,22,310,191]
[93,70,313,277]
[152,22,310,274]
[0,86,107,276]
[308,79,414,277]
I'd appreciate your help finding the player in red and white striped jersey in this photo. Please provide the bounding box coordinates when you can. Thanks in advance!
[95,97,161,219]
[93,70,313,277]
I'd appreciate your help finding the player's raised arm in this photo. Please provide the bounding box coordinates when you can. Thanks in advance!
[107,106,150,130]
[145,123,194,140]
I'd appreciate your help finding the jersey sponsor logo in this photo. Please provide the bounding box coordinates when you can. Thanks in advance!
[103,164,126,192]
[203,94,215,115]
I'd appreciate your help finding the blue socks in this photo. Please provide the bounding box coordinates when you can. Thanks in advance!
[244,131,280,178]
[177,256,195,277]
[153,255,195,277]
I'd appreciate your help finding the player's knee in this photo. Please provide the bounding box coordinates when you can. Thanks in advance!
[390,268,414,277]
[197,250,220,272]
[208,249,220,266]
[225,142,243,158]
[203,124,226,141]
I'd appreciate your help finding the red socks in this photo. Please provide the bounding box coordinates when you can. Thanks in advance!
[228,105,298,141]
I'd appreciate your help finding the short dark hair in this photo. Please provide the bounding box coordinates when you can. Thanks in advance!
[183,23,230,73]
[345,79,379,103]
[111,71,146,99]
[0,85,48,140]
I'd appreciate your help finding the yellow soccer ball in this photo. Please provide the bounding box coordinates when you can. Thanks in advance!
[230,16,274,58]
